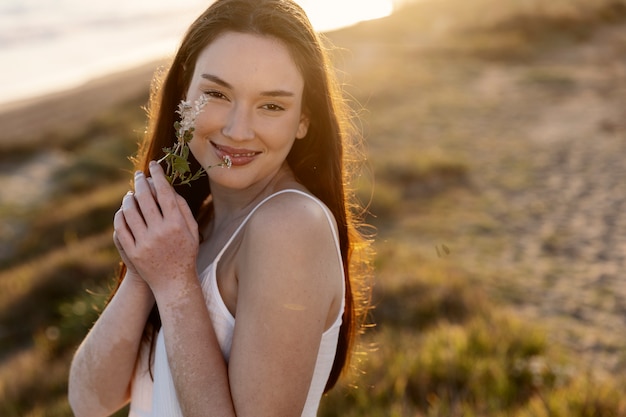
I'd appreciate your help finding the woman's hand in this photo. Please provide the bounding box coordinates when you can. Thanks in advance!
[114,161,200,292]
[113,176,156,283]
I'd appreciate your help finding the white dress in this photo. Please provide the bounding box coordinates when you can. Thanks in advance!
[129,189,345,417]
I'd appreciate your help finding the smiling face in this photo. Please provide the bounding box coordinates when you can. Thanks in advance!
[186,31,309,191]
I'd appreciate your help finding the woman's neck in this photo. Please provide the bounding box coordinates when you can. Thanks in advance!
[208,163,300,227]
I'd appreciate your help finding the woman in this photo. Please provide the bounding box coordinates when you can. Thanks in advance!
[68,0,371,416]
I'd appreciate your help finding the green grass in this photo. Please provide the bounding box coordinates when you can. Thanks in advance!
[320,259,625,416]
[2,0,626,415]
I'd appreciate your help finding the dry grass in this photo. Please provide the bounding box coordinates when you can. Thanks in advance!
[2,0,626,415]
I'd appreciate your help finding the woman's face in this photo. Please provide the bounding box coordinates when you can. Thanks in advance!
[186,31,309,191]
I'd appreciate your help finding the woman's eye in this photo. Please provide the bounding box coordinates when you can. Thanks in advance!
[204,90,227,100]
[262,103,285,111]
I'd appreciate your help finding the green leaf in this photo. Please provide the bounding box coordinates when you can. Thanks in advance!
[172,154,191,174]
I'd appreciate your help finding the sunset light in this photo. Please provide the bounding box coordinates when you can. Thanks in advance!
[5,0,626,414]
[0,0,396,106]
[298,0,394,32]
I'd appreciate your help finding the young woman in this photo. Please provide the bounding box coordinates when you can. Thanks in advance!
[68,1,371,416]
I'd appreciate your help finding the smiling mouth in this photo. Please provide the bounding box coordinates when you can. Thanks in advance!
[211,142,261,161]
[229,151,257,157]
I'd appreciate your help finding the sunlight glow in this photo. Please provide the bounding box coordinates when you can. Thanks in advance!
[297,0,394,32]
[0,0,397,106]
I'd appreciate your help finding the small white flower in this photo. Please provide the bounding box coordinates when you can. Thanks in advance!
[161,95,228,185]
[195,94,209,113]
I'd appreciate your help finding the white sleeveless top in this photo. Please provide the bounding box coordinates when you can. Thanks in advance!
[129,189,345,417]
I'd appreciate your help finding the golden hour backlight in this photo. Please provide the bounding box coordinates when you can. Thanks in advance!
[298,0,393,31]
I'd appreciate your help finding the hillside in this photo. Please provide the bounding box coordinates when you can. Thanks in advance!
[1,0,626,415]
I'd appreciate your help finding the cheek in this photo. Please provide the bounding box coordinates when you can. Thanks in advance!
[264,113,304,137]
[192,110,219,135]
[187,137,204,162]
[188,121,216,158]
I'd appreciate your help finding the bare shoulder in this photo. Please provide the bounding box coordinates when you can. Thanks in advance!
[237,190,342,282]
[235,190,343,330]
[247,191,338,242]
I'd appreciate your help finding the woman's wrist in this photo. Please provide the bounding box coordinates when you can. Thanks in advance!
[150,269,200,307]
[120,271,156,306]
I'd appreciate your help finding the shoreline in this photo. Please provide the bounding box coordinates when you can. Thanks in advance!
[0,59,167,149]
[0,0,421,150]
[0,2,416,149]
[0,59,163,114]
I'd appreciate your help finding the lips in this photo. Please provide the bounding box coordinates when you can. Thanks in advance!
[211,141,261,166]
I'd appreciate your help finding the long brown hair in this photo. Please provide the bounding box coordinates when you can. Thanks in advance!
[117,0,372,392]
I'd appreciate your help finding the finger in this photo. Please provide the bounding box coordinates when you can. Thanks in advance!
[120,191,147,239]
[113,229,138,274]
[175,193,199,241]
[133,170,162,224]
[113,228,131,263]
[114,207,135,247]
[147,177,157,198]
[148,160,179,215]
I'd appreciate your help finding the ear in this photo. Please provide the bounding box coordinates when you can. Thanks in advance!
[295,112,310,140]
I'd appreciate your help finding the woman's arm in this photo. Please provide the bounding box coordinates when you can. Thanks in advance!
[120,163,342,416]
[113,163,235,415]
[68,271,155,417]
[68,177,158,416]
[227,192,343,416]
[152,193,341,417]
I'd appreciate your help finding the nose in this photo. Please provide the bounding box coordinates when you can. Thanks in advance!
[221,104,254,141]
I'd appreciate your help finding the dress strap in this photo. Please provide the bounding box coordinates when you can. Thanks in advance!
[212,189,342,271]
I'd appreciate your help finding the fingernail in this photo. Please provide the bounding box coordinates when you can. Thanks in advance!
[135,170,143,177]
[149,160,157,167]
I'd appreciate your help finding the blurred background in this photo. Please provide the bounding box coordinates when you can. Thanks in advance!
[1,0,626,415]
[0,0,396,106]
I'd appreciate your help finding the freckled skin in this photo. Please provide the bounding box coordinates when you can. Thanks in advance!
[84,337,135,409]
[68,273,154,416]
[69,32,344,417]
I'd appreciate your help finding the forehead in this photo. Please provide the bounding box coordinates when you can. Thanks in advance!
[192,32,304,91]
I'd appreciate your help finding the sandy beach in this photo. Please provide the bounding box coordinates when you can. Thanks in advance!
[0,60,164,149]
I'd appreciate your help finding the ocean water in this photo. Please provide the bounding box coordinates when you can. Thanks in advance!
[0,0,393,107]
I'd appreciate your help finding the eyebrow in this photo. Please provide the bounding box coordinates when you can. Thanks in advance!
[201,73,295,98]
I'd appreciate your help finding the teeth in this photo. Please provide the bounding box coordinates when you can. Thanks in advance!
[214,144,257,158]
